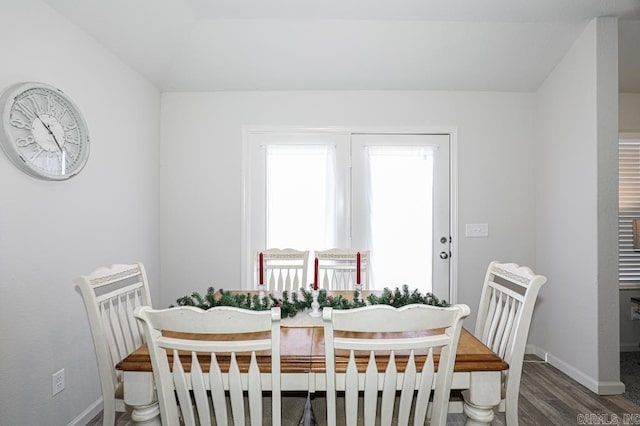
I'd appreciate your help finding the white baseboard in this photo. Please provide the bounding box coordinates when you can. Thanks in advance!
[525,344,625,395]
[68,397,102,426]
[525,344,548,361]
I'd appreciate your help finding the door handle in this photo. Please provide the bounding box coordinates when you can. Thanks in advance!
[439,251,449,260]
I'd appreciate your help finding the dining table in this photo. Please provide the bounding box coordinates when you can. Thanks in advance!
[116,291,508,425]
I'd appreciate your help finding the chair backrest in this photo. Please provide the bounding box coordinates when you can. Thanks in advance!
[135,306,282,426]
[75,263,152,406]
[316,249,370,290]
[258,248,309,292]
[474,261,546,419]
[323,303,470,426]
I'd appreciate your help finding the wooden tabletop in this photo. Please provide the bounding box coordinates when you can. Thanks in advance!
[118,327,314,373]
[116,324,508,374]
[117,290,507,373]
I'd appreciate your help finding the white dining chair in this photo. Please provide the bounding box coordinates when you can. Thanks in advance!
[75,262,153,426]
[135,305,305,426]
[316,248,370,290]
[319,303,470,426]
[258,248,309,292]
[462,261,547,426]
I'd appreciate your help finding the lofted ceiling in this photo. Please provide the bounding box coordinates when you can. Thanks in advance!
[41,0,640,92]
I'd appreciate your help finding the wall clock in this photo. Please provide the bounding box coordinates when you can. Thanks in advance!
[0,82,89,180]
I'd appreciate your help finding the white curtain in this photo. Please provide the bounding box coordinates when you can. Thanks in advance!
[266,144,337,250]
[364,145,435,290]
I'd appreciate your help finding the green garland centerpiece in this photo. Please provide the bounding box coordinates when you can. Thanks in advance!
[173,284,449,318]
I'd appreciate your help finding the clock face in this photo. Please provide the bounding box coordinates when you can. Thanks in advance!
[0,82,89,180]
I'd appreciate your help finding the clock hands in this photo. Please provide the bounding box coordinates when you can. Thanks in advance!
[35,115,63,153]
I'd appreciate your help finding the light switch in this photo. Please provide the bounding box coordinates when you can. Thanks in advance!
[465,223,489,237]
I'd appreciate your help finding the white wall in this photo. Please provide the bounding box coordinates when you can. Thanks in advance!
[619,93,640,351]
[0,1,161,424]
[532,17,622,394]
[160,90,537,328]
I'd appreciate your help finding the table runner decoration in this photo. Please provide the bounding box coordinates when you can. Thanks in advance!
[173,285,449,318]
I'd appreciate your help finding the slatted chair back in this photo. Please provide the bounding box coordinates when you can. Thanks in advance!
[259,248,309,292]
[75,262,152,426]
[316,249,370,290]
[135,306,283,426]
[472,261,547,426]
[322,303,470,426]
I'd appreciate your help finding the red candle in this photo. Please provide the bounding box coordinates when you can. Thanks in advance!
[356,252,361,285]
[314,257,319,290]
[259,252,264,285]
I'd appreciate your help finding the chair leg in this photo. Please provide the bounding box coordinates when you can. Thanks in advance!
[102,409,115,426]
[505,398,519,426]
[102,396,115,426]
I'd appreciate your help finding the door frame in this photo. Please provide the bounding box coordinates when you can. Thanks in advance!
[242,125,459,303]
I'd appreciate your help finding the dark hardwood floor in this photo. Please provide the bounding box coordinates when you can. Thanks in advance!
[89,355,640,425]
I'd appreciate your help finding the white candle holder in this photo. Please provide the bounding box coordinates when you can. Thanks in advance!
[355,283,363,302]
[309,288,321,317]
[258,284,265,300]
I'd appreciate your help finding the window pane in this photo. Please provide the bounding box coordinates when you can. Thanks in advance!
[266,145,336,250]
[366,146,435,290]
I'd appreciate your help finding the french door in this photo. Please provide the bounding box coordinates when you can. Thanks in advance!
[245,130,451,298]
[351,134,450,297]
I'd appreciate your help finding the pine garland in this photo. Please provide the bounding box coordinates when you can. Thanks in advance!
[173,284,450,318]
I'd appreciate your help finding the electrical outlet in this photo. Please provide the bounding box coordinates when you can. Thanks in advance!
[465,223,489,237]
[52,369,64,396]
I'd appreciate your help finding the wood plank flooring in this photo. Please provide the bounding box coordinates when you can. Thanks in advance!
[447,355,640,426]
[89,355,640,425]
